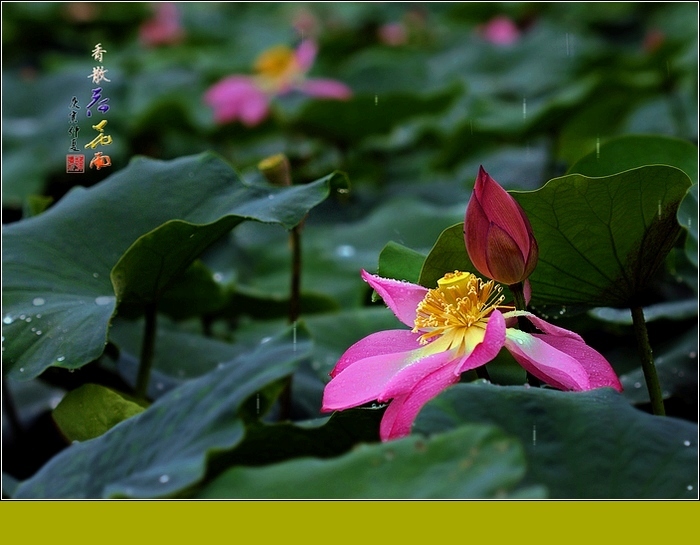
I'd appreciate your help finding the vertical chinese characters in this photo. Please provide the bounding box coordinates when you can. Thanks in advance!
[85,43,112,170]
[66,96,84,173]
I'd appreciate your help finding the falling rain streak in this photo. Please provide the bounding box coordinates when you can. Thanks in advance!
[292,320,297,351]
[374,94,378,106]
[522,98,527,119]
[596,137,600,159]
[565,33,574,57]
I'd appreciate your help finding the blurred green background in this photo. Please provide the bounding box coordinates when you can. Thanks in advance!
[3,2,697,215]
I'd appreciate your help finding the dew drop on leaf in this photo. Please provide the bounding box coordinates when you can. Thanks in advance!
[32,297,46,306]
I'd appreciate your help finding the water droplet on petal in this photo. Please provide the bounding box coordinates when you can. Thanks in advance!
[688,485,694,491]
[93,272,100,278]
[25,317,32,323]
[159,474,170,483]
[32,297,45,306]
[57,356,66,362]
[19,367,24,373]
[260,337,272,344]
[268,194,275,200]
[634,382,642,389]
[35,330,42,335]
[516,339,524,345]
[213,273,223,282]
[684,440,691,446]
[19,315,26,320]
[3,316,13,324]
[95,296,115,306]
[35,314,41,318]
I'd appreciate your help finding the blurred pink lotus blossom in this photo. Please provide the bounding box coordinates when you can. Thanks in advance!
[204,40,352,126]
[643,29,665,53]
[479,15,520,46]
[378,22,409,46]
[139,2,185,47]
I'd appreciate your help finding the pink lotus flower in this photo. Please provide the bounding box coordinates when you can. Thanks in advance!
[465,166,539,286]
[322,270,622,441]
[139,2,185,47]
[378,22,409,46]
[478,16,520,46]
[204,40,352,126]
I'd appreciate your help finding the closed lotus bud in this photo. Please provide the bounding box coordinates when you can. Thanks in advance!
[464,166,538,285]
[258,153,292,186]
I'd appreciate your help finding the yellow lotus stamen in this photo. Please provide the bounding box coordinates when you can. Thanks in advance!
[254,45,297,79]
[413,271,507,353]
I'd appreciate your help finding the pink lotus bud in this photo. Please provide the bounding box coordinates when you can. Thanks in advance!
[465,166,538,285]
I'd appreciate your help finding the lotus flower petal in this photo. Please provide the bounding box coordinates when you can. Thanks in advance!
[299,78,353,100]
[330,329,422,378]
[379,363,461,440]
[505,329,590,390]
[361,269,428,328]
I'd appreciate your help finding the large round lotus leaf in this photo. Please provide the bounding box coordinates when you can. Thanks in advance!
[419,166,691,306]
[196,424,545,499]
[14,328,309,499]
[415,383,698,499]
[2,152,344,380]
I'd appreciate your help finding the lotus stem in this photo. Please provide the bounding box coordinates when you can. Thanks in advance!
[630,305,665,416]
[135,302,158,400]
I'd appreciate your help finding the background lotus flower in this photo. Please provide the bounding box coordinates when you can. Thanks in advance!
[204,39,352,126]
[139,2,185,47]
[465,166,539,286]
[322,270,622,441]
[478,15,520,46]
[378,22,409,46]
